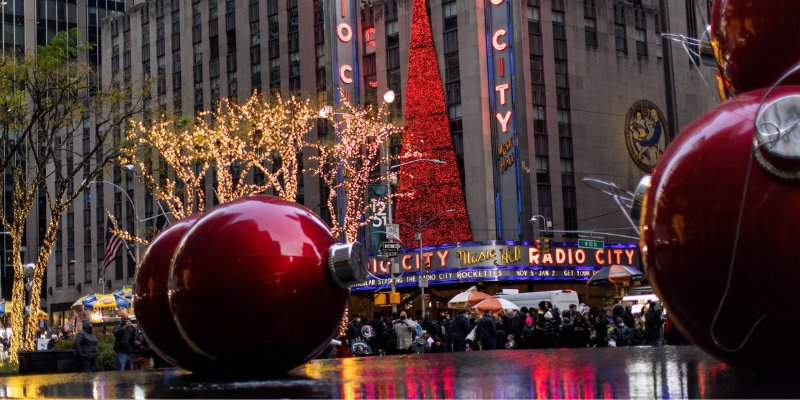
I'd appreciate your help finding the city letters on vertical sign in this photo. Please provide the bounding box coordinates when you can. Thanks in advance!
[331,0,360,105]
[485,0,523,240]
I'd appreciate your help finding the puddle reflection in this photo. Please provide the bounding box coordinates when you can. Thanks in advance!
[0,347,791,399]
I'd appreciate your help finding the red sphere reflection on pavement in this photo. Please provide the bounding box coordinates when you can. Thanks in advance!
[169,196,348,375]
[133,214,212,371]
[711,0,800,95]
[641,86,800,372]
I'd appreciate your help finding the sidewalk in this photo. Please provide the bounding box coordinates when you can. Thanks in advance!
[0,346,793,398]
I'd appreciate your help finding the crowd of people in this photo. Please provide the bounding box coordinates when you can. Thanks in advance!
[73,315,162,372]
[329,300,687,357]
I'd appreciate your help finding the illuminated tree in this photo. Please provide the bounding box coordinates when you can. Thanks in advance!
[395,0,472,246]
[309,99,401,243]
[0,29,145,361]
[123,92,318,222]
[242,94,317,202]
[125,116,215,221]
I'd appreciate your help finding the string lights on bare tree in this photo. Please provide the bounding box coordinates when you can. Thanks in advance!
[310,98,402,243]
[0,30,145,361]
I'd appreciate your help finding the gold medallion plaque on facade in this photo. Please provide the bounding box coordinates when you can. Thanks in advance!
[625,100,669,173]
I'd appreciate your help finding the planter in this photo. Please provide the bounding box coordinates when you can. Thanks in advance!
[18,350,77,374]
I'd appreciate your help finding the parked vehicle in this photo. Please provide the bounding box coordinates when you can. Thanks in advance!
[496,289,580,311]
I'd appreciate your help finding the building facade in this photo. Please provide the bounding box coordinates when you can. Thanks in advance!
[38,0,717,320]
[0,0,128,322]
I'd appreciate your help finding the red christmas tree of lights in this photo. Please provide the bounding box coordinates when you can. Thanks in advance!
[395,0,472,247]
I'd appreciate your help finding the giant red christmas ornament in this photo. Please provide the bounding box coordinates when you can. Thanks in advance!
[639,87,800,372]
[133,214,213,371]
[168,196,366,375]
[711,0,800,95]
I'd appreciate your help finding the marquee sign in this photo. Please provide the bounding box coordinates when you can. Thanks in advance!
[485,0,523,240]
[351,266,598,291]
[367,240,638,272]
[352,241,640,291]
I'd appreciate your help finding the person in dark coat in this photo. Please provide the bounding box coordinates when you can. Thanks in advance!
[438,313,454,352]
[451,309,471,352]
[367,312,387,355]
[346,313,364,342]
[113,315,136,370]
[429,335,447,353]
[510,308,525,341]
[74,320,98,372]
[476,310,497,350]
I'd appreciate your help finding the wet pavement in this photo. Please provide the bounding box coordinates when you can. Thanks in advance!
[0,346,796,398]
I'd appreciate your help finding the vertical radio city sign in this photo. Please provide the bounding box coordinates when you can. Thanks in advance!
[330,0,360,105]
[485,0,523,240]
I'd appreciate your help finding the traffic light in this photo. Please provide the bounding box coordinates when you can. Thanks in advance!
[375,291,401,306]
[534,239,542,253]
[424,260,431,270]
[389,291,401,305]
[374,293,388,306]
[542,238,551,254]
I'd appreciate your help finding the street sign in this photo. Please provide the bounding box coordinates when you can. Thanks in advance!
[386,250,398,258]
[380,242,402,251]
[578,239,605,249]
[386,223,399,240]
[419,276,429,288]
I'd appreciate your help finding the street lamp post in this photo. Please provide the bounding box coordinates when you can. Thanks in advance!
[86,180,140,288]
[400,209,455,319]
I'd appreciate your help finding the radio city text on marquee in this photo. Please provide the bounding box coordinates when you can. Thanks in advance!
[366,243,639,275]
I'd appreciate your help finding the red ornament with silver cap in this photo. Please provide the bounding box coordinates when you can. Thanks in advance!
[636,86,800,373]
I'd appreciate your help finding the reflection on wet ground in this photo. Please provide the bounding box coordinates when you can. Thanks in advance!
[0,346,795,398]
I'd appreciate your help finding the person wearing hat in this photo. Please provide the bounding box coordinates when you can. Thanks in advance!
[74,320,98,372]
[113,315,136,370]
[346,313,364,342]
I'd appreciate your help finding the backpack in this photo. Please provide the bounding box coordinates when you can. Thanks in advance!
[523,325,535,340]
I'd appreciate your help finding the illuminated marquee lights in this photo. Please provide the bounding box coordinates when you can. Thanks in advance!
[366,241,639,273]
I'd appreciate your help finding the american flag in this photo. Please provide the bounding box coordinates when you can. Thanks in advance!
[101,218,123,276]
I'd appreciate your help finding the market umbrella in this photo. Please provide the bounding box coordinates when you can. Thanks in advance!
[0,301,49,320]
[586,265,645,286]
[113,287,133,300]
[447,286,491,309]
[472,297,520,314]
[71,293,132,311]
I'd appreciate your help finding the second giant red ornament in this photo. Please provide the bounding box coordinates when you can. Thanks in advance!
[639,86,800,372]
[711,0,800,95]
[133,215,213,371]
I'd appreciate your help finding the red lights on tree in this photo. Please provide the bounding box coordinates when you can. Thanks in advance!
[395,0,472,246]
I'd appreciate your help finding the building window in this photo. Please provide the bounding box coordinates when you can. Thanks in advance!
[635,6,648,57]
[228,73,238,100]
[685,0,699,65]
[584,0,597,47]
[654,12,663,59]
[614,3,628,54]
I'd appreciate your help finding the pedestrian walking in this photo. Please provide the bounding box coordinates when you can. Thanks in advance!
[113,315,136,370]
[74,320,98,373]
